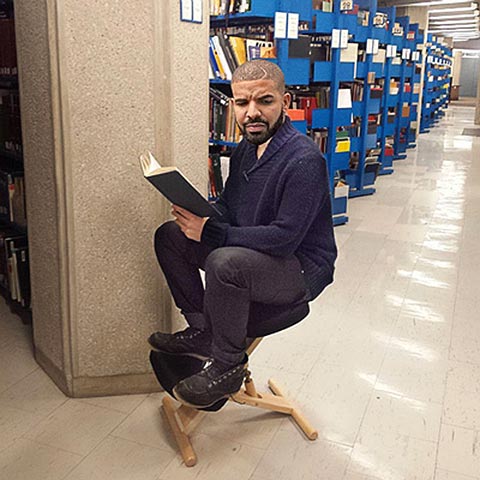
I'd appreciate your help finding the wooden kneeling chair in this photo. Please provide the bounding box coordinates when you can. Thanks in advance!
[149,301,317,467]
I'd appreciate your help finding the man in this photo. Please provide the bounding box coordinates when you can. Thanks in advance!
[149,59,337,408]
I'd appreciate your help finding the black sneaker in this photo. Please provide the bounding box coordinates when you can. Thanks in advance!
[173,356,248,408]
[148,327,212,360]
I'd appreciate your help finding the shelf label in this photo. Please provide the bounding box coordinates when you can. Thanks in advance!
[274,12,288,39]
[386,44,395,58]
[287,13,299,39]
[332,29,341,49]
[340,29,349,49]
[373,39,379,54]
[192,0,202,23]
[366,38,374,54]
[340,0,354,11]
[180,0,193,21]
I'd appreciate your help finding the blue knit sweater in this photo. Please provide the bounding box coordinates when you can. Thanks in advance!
[201,117,337,300]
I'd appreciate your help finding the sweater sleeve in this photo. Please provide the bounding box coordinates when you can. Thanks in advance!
[201,154,329,256]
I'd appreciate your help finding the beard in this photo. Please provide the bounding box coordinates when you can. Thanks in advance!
[240,111,285,146]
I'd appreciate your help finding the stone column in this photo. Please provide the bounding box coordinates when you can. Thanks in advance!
[475,73,480,125]
[13,0,209,397]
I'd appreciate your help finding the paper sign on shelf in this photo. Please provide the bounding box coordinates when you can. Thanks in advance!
[192,0,202,22]
[274,11,288,39]
[392,45,397,57]
[340,29,349,48]
[366,38,374,55]
[180,0,193,21]
[332,29,341,48]
[373,39,379,54]
[287,13,299,39]
[340,0,353,10]
[402,48,409,60]
[386,45,394,58]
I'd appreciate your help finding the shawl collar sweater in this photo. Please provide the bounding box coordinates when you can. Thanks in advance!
[201,117,337,300]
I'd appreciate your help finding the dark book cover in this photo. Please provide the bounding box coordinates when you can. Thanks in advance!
[140,151,220,218]
[146,170,220,218]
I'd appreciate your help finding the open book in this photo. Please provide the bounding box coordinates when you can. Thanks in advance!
[139,151,220,218]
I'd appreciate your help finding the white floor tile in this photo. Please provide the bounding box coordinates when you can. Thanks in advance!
[110,393,177,452]
[0,404,45,453]
[76,393,148,414]
[435,468,480,480]
[63,436,174,480]
[159,433,265,479]
[359,390,442,442]
[348,431,437,480]
[253,426,351,480]
[437,424,480,478]
[0,438,82,480]
[292,363,374,446]
[376,343,448,403]
[0,367,68,416]
[25,399,127,456]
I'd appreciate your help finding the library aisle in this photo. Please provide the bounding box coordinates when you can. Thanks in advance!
[0,105,479,479]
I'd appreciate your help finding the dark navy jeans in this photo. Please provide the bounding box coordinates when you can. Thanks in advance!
[154,221,308,365]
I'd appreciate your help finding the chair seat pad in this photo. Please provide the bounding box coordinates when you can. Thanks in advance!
[149,351,228,411]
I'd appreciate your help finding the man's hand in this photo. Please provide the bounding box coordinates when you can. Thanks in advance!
[172,205,209,242]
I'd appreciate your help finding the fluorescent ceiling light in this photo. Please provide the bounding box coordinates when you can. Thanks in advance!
[399,0,475,6]
[429,27,479,30]
[430,6,478,13]
[430,18,480,23]
[430,12,480,19]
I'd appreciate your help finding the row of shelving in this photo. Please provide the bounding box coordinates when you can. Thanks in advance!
[207,0,451,225]
[0,0,31,320]
[420,34,452,133]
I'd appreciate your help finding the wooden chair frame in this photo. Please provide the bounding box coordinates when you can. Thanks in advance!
[161,338,318,467]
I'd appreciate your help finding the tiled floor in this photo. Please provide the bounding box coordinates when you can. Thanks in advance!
[1,104,479,479]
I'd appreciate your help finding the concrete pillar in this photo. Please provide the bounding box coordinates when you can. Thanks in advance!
[13,0,209,397]
[452,50,463,86]
[475,73,480,125]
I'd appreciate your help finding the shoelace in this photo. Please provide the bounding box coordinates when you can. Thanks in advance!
[200,360,244,386]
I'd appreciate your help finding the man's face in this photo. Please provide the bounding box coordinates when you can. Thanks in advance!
[231,78,291,145]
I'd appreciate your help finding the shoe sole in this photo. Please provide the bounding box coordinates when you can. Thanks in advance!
[147,339,210,361]
[172,385,241,409]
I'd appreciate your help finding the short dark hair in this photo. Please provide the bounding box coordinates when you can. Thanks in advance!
[232,60,285,94]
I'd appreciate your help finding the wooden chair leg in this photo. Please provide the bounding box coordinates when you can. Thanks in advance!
[162,396,206,467]
[161,368,317,467]
[232,374,318,441]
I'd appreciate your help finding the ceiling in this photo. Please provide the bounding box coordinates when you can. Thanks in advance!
[379,0,480,46]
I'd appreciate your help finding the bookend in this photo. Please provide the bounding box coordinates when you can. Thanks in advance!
[149,301,317,467]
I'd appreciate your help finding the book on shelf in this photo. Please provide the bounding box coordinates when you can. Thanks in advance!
[229,36,247,65]
[288,35,310,59]
[340,43,358,77]
[139,151,220,218]
[0,230,29,307]
[373,12,387,29]
[370,85,383,99]
[373,48,386,64]
[311,130,328,153]
[337,89,352,109]
[210,0,251,16]
[0,16,18,76]
[287,109,306,121]
[312,0,332,12]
